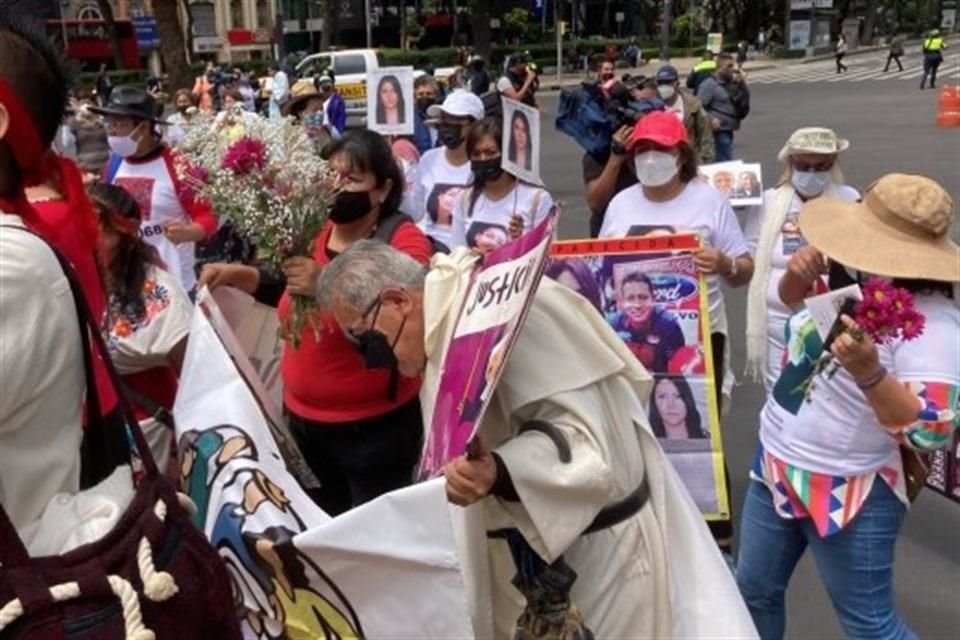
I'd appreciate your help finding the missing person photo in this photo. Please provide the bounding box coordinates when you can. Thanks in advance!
[501,97,541,185]
[366,67,414,136]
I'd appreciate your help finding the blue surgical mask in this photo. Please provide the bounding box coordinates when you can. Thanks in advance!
[303,112,324,128]
[791,169,831,198]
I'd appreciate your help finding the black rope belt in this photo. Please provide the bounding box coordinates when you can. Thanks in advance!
[583,473,650,535]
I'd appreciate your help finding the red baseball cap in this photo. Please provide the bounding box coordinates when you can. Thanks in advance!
[629,111,688,150]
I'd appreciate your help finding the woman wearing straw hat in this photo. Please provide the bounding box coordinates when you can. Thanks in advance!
[736,173,960,640]
[743,127,858,390]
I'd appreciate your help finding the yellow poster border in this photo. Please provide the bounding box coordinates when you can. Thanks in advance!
[550,233,730,520]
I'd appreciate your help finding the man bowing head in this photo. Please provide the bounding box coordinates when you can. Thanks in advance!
[317,240,758,640]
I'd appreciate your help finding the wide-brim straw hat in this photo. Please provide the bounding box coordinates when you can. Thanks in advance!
[777,126,849,162]
[283,79,323,117]
[798,173,959,282]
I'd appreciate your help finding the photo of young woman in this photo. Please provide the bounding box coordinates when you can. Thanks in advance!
[649,375,707,440]
[426,183,462,227]
[376,74,405,125]
[508,109,532,171]
[545,258,604,314]
[465,221,509,253]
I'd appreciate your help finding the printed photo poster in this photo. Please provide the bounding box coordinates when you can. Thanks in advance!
[501,96,542,185]
[366,66,415,136]
[547,233,730,519]
[419,209,559,480]
[700,161,763,207]
[926,428,960,503]
[175,290,473,639]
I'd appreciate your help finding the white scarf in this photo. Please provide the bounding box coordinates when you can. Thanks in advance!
[744,180,840,381]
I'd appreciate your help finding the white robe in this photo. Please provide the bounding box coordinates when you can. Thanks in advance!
[420,249,758,639]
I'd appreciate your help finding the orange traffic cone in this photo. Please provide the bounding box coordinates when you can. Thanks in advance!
[936,85,960,127]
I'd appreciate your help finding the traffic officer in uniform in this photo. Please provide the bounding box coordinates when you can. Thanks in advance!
[920,29,947,90]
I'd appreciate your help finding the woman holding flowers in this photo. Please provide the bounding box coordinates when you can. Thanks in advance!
[736,173,960,640]
[199,130,431,516]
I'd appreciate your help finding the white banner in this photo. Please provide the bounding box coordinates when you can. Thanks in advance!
[174,291,472,638]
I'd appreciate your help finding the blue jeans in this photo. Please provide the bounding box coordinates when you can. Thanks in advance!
[714,130,735,161]
[737,480,915,640]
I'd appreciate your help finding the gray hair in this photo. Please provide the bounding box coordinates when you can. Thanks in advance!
[316,240,427,311]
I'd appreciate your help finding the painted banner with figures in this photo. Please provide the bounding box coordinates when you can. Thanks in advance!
[418,210,558,480]
[173,290,473,639]
[547,233,730,520]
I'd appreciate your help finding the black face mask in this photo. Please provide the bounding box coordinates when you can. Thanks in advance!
[416,97,435,113]
[437,124,465,149]
[600,72,615,81]
[177,105,189,114]
[471,157,504,182]
[352,299,406,400]
[330,190,372,224]
[718,69,735,82]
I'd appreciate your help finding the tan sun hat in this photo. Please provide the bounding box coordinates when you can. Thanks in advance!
[282,78,324,117]
[798,173,959,282]
[777,127,850,162]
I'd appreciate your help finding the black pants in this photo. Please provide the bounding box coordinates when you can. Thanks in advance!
[289,398,424,516]
[884,53,903,72]
[921,56,942,88]
[708,333,734,549]
[835,53,847,73]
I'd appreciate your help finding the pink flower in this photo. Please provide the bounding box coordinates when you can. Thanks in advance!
[854,278,926,344]
[221,137,268,176]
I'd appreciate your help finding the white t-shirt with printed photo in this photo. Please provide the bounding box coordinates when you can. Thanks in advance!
[449,181,554,251]
[599,180,750,333]
[743,184,860,388]
[760,294,960,477]
[411,147,473,248]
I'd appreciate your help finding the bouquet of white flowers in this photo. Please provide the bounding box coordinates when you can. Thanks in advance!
[176,116,341,347]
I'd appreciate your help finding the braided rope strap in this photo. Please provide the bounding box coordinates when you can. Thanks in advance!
[0,576,155,639]
[137,500,180,602]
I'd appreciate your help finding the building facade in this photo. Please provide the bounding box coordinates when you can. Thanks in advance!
[60,0,278,62]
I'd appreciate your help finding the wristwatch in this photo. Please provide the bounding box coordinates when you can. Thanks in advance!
[726,255,739,278]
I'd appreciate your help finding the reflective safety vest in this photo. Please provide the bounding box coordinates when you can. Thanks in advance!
[923,37,945,53]
[693,59,717,73]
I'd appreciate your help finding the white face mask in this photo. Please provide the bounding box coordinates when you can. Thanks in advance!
[657,85,676,101]
[634,151,679,187]
[791,169,831,197]
[107,129,142,158]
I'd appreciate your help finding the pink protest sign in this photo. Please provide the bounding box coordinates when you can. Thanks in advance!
[418,209,558,479]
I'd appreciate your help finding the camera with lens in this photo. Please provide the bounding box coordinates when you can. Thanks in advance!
[556,73,665,158]
[603,74,664,131]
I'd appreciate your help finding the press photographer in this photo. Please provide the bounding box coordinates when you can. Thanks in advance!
[557,74,665,235]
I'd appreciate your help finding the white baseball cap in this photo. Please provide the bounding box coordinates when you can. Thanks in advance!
[427,90,485,121]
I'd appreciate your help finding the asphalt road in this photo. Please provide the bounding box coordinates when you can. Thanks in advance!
[538,76,960,639]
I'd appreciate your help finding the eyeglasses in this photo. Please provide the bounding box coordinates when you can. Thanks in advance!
[793,160,835,172]
[344,295,382,346]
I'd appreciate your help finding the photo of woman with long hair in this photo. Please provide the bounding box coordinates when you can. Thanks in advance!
[507,108,533,171]
[545,258,604,314]
[376,74,406,125]
[649,375,706,440]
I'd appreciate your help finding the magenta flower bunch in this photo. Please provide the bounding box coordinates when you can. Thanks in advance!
[220,136,268,176]
[853,278,926,344]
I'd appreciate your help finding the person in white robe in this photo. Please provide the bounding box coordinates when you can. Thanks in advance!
[316,240,758,639]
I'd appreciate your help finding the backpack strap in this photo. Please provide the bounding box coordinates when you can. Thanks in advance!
[372,213,413,244]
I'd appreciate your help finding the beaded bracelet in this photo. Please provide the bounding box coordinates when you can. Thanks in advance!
[856,366,888,391]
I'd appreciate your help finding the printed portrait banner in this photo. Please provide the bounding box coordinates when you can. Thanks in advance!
[925,429,960,503]
[366,66,415,136]
[419,210,558,480]
[174,291,473,639]
[547,233,730,520]
[501,96,542,186]
[700,160,763,207]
